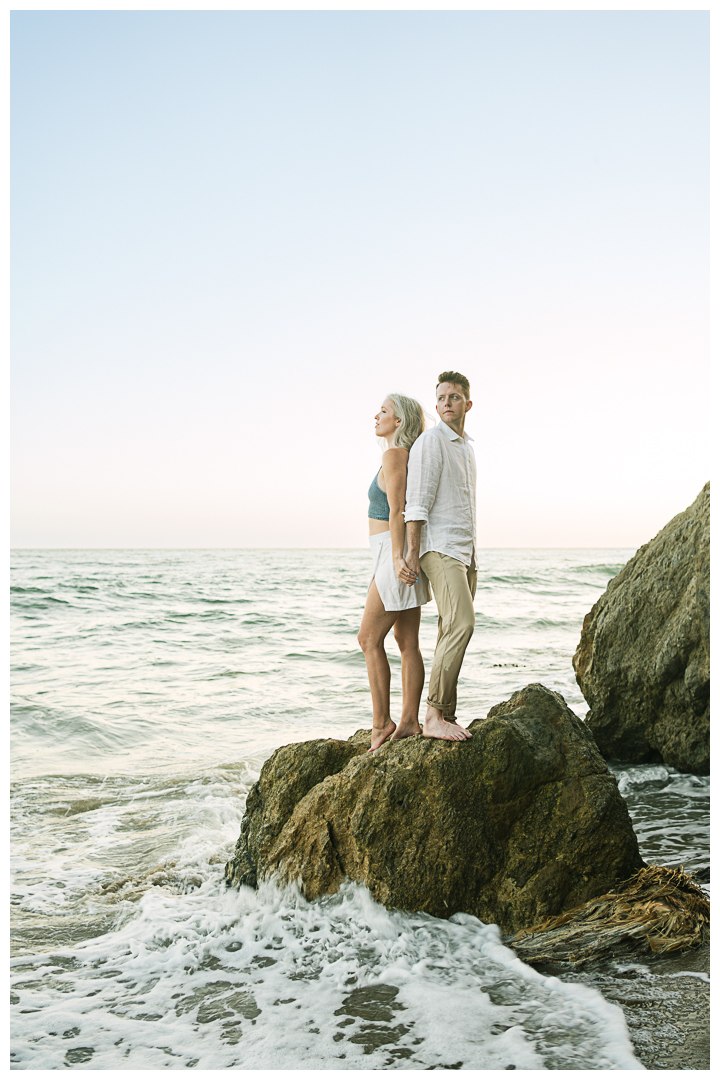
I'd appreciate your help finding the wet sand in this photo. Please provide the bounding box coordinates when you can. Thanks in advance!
[624,944,710,1070]
[535,943,709,1070]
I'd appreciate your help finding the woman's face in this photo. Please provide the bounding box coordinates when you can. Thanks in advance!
[375,397,400,441]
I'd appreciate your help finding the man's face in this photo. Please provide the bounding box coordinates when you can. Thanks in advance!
[436,382,471,428]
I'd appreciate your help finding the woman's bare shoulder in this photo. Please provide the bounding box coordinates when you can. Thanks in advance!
[382,447,409,470]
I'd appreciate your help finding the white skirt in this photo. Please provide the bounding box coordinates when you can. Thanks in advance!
[369,531,431,612]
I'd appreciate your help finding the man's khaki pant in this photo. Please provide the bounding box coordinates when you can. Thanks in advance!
[420,551,477,723]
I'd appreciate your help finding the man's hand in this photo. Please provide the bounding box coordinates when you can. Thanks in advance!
[394,555,418,586]
[404,551,421,581]
[405,520,423,583]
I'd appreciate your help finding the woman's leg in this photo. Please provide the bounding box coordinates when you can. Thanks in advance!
[390,606,424,740]
[358,579,399,750]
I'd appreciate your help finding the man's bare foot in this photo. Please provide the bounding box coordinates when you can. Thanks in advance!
[422,710,472,741]
[390,718,422,741]
[369,719,396,751]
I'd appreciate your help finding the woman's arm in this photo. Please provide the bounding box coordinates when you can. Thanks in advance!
[382,448,417,585]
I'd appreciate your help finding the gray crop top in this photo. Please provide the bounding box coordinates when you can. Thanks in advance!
[368,472,390,520]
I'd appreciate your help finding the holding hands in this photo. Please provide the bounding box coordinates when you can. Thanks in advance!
[394,555,419,587]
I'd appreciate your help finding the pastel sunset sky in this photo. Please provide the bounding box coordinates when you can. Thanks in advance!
[11,4,709,548]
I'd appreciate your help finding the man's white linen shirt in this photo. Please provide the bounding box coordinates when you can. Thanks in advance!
[404,420,477,567]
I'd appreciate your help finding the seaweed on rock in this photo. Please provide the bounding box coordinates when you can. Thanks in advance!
[511,865,709,966]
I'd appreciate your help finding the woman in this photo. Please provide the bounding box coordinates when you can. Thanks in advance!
[358,394,431,751]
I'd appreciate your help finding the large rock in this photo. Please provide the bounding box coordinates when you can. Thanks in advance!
[225,684,643,933]
[573,483,709,775]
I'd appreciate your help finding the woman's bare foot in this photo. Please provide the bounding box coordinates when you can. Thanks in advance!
[369,718,396,751]
[390,718,422,741]
[422,708,472,741]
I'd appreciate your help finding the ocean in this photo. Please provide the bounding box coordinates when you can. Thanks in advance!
[10,548,709,1070]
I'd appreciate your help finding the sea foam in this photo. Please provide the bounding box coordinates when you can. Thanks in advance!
[12,878,642,1070]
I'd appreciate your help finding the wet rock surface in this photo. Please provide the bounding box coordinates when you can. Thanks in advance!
[574,483,709,775]
[226,683,643,933]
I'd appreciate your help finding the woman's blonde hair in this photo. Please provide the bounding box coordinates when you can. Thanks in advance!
[385,393,426,452]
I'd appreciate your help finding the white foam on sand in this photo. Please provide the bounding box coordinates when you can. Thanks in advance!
[11,878,643,1070]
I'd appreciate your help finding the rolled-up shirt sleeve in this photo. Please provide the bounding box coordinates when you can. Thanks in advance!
[403,432,442,521]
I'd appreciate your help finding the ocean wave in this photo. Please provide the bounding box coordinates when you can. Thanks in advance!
[573,563,628,577]
[12,595,72,607]
[167,610,237,621]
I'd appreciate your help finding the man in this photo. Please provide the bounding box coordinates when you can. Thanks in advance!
[403,372,476,741]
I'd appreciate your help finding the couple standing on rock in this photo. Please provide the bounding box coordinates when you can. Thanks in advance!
[359,371,477,751]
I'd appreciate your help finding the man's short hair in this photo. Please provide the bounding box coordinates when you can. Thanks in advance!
[436,371,470,401]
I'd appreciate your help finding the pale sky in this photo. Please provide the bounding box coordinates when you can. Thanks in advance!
[11,7,709,548]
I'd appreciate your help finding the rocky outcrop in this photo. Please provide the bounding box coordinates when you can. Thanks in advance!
[225,684,643,934]
[573,483,709,775]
